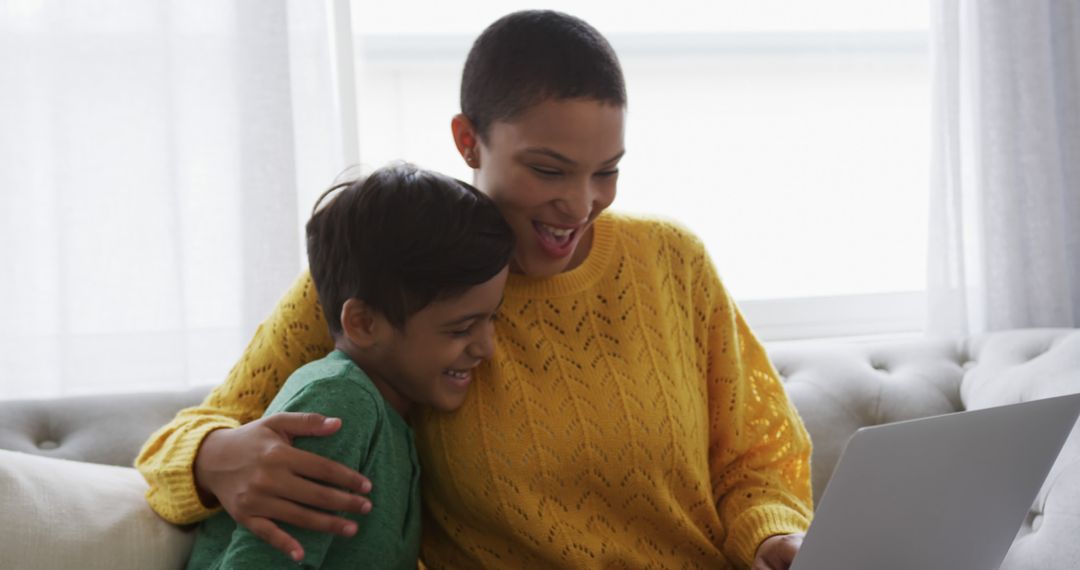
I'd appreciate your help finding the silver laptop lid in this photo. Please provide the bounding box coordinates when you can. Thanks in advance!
[791,392,1080,570]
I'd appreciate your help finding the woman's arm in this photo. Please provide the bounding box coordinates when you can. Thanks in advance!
[135,272,372,560]
[693,255,814,569]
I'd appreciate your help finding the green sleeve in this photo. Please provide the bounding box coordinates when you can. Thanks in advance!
[215,379,381,569]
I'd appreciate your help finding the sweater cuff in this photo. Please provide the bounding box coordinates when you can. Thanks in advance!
[724,504,811,568]
[143,418,239,525]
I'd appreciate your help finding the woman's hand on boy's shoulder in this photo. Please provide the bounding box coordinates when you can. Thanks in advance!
[751,533,804,570]
[194,412,374,562]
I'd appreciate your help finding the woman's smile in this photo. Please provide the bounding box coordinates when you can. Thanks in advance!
[532,220,583,258]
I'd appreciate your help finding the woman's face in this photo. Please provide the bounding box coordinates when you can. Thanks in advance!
[465,99,625,278]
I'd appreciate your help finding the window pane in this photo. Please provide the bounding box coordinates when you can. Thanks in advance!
[618,40,929,299]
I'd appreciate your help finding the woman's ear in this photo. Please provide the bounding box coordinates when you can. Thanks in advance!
[451,113,480,169]
[341,298,380,348]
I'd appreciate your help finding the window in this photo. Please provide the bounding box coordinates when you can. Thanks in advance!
[345,0,930,340]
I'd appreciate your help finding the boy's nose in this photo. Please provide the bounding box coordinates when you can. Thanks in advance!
[468,325,496,360]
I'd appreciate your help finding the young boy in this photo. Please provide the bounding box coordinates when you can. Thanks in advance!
[185,164,514,569]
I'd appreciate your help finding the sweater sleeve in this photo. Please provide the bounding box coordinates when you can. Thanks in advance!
[695,253,814,567]
[135,271,335,524]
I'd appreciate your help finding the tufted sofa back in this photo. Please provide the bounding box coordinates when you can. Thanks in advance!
[1,328,1078,569]
[0,385,210,467]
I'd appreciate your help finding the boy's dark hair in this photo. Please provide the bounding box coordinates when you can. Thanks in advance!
[306,163,514,335]
[460,10,626,140]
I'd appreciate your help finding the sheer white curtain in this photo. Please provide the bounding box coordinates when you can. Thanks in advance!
[928,0,1080,335]
[0,1,350,398]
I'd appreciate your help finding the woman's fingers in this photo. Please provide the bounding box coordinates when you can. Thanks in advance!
[244,494,360,537]
[263,411,343,439]
[265,413,374,497]
[275,462,373,514]
[243,516,306,562]
[289,446,373,498]
[752,533,804,570]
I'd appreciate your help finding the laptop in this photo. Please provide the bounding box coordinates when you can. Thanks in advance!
[791,392,1080,570]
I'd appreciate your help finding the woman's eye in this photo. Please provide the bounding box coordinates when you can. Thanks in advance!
[448,328,471,338]
[595,169,619,178]
[530,165,562,177]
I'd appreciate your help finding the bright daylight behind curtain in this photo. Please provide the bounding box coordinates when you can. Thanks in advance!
[0,0,345,398]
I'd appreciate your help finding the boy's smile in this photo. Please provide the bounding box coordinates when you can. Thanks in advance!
[359,267,509,417]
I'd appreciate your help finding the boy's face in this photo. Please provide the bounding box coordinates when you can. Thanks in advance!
[374,267,509,413]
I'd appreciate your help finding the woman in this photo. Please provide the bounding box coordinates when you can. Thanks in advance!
[138,10,813,569]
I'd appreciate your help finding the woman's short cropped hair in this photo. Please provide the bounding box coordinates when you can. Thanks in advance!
[460,10,627,140]
[306,163,514,334]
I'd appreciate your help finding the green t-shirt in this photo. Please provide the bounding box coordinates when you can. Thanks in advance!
[185,350,421,570]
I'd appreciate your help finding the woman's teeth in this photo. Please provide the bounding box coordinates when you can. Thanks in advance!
[537,223,575,244]
[444,369,469,379]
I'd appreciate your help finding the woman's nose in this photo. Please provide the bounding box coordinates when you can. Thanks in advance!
[557,178,599,221]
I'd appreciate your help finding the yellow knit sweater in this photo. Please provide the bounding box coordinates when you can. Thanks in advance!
[136,213,813,569]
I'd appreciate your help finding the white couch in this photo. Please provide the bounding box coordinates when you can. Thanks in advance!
[2,328,1078,569]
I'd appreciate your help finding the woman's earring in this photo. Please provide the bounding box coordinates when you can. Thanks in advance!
[465,151,478,168]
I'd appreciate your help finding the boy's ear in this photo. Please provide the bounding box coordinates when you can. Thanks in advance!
[341,298,381,348]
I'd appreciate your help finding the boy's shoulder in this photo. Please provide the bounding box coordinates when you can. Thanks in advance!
[267,350,385,420]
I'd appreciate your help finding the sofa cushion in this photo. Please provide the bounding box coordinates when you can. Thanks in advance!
[0,449,194,569]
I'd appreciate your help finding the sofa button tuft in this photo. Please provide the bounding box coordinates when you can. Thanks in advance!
[1026,511,1043,532]
[37,440,59,450]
